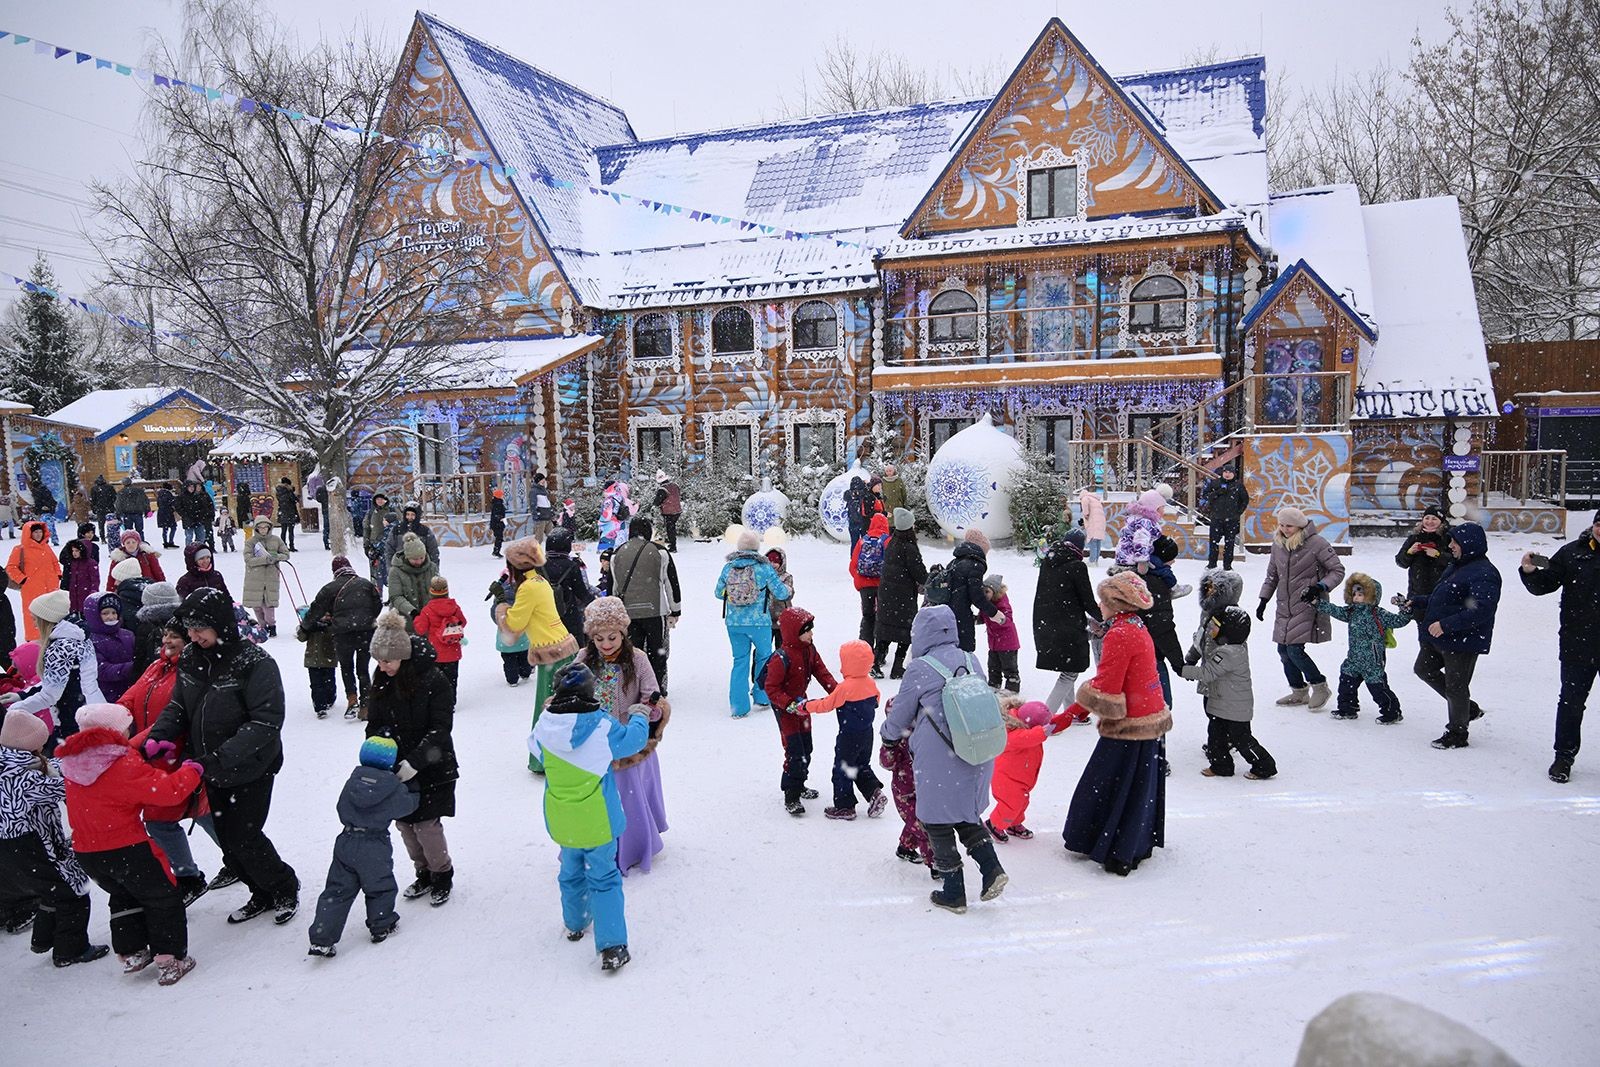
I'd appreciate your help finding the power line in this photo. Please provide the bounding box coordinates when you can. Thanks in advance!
[0,159,96,190]
[0,177,97,210]
[0,213,94,241]
[0,89,140,140]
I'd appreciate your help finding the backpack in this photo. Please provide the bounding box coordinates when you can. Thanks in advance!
[723,562,761,608]
[547,561,593,629]
[754,648,789,706]
[856,534,886,579]
[921,653,1006,765]
[923,564,953,606]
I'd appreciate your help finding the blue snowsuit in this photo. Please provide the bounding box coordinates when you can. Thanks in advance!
[1317,574,1410,718]
[308,765,419,948]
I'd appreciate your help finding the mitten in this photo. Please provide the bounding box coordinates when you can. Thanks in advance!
[1298,583,1325,604]
[395,760,418,782]
[144,739,177,760]
[1184,647,1201,667]
[180,759,204,775]
[1255,598,1268,621]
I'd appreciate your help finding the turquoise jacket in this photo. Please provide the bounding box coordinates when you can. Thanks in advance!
[714,551,792,630]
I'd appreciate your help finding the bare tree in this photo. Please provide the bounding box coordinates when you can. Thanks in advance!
[1269,65,1426,204]
[96,1,503,552]
[775,37,990,117]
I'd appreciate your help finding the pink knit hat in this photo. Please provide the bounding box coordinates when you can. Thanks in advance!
[1016,701,1052,728]
[76,703,134,735]
[962,528,991,554]
[0,709,49,751]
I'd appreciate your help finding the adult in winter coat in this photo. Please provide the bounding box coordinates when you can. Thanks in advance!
[1061,571,1171,876]
[365,610,459,907]
[243,517,291,635]
[386,532,439,626]
[1035,528,1103,713]
[384,502,440,565]
[82,592,136,703]
[651,470,683,553]
[8,591,104,738]
[0,572,16,667]
[175,543,230,601]
[114,478,148,538]
[106,528,165,588]
[1201,465,1249,570]
[0,709,102,965]
[1520,511,1600,783]
[531,472,554,544]
[1394,506,1452,600]
[274,477,299,550]
[880,605,1007,913]
[363,492,392,574]
[610,517,681,692]
[131,582,181,675]
[843,476,871,548]
[1408,522,1501,751]
[849,513,890,652]
[714,528,792,718]
[176,482,212,547]
[945,528,999,654]
[879,464,909,515]
[8,521,63,641]
[147,587,299,924]
[234,480,254,528]
[874,508,928,679]
[1256,507,1344,709]
[59,524,101,615]
[304,556,383,715]
[89,476,117,538]
[1078,487,1107,565]
[155,483,179,548]
[502,536,581,775]
[540,528,595,641]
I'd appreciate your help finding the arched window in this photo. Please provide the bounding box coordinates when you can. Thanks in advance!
[792,300,838,351]
[633,313,673,360]
[1129,275,1186,333]
[929,290,978,343]
[711,306,756,354]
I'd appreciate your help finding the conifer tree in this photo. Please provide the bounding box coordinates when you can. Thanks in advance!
[3,252,90,413]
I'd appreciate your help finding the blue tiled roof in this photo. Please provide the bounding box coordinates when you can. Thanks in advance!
[1120,56,1268,139]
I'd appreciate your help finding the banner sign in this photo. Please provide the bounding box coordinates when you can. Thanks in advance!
[1442,455,1480,473]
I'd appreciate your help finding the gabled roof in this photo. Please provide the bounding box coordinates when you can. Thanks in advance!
[1241,258,1379,343]
[47,387,222,441]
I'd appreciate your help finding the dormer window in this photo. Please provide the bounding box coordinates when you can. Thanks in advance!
[1027,165,1079,221]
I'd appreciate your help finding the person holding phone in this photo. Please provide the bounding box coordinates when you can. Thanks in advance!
[1519,510,1600,783]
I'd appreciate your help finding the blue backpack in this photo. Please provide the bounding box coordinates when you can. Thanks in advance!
[856,533,887,579]
[920,653,1006,765]
[753,648,789,707]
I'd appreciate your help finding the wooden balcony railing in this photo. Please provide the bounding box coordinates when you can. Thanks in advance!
[1480,450,1567,508]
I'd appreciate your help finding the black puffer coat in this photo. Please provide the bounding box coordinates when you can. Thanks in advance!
[1519,527,1600,659]
[305,570,382,636]
[1201,476,1249,535]
[1395,528,1451,599]
[540,550,594,639]
[364,634,458,823]
[1033,539,1100,673]
[874,528,928,646]
[944,541,996,653]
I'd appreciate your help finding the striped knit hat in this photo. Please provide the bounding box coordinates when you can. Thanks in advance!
[359,735,399,770]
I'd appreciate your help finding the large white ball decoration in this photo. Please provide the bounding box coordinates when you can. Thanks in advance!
[818,464,868,542]
[741,478,790,534]
[925,415,1025,542]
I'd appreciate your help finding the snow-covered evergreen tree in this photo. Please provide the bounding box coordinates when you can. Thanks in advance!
[2,252,90,413]
[780,440,838,536]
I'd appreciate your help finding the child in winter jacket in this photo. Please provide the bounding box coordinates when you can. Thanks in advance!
[56,702,202,985]
[800,640,887,820]
[879,734,934,867]
[987,699,1073,840]
[763,607,838,816]
[215,509,237,553]
[1181,605,1277,778]
[307,736,419,957]
[849,514,889,652]
[0,709,104,964]
[981,574,1021,692]
[83,591,137,703]
[296,606,339,718]
[1315,573,1411,723]
[413,576,467,694]
[59,525,100,616]
[528,662,649,972]
[488,571,532,687]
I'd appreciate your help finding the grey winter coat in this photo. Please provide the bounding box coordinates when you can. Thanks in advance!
[1259,522,1344,644]
[880,605,994,824]
[242,529,290,607]
[1181,645,1254,722]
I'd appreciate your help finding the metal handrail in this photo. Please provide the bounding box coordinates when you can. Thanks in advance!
[1479,450,1568,508]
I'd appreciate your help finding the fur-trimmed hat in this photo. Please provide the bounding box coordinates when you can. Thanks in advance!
[359,735,399,771]
[1097,570,1154,615]
[583,596,632,637]
[76,703,133,735]
[893,507,914,532]
[0,709,49,752]
[369,609,413,661]
[503,536,544,571]
[111,558,143,584]
[29,589,71,624]
[962,528,991,554]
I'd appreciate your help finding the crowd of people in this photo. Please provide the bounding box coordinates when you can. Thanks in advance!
[1,451,1595,979]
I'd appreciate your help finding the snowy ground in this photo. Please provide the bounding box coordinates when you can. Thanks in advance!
[5,520,1597,1063]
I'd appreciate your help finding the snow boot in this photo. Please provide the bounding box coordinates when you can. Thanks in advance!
[866,790,888,819]
[565,926,588,942]
[370,918,399,944]
[929,868,967,913]
[206,867,241,892]
[177,875,208,908]
[1549,756,1573,784]
[1469,703,1486,721]
[1307,682,1332,710]
[402,871,432,900]
[155,955,197,986]
[307,944,337,958]
[600,944,631,972]
[1431,727,1470,750]
[53,943,109,968]
[985,818,1008,842]
[1275,688,1309,706]
[1377,709,1403,725]
[273,883,301,926]
[5,909,34,935]
[227,896,272,924]
[1007,824,1034,840]
[314,706,329,720]
[895,846,923,864]
[971,842,1008,902]
[1331,709,1358,720]
[120,948,155,973]
[784,798,805,817]
[800,787,819,800]
[429,869,453,907]
[823,806,856,821]
[869,662,884,680]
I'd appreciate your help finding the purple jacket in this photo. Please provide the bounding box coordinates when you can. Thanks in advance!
[60,539,101,615]
[82,591,136,702]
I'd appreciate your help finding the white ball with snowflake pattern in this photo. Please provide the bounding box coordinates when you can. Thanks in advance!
[741,479,790,534]
[818,464,868,542]
[924,415,1025,542]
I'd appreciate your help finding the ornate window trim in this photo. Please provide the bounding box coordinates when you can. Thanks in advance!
[700,410,762,473]
[1116,262,1199,350]
[919,412,979,458]
[630,413,682,470]
[708,304,762,366]
[1015,145,1088,229]
[785,298,846,364]
[920,275,987,360]
[628,311,679,372]
[781,409,846,465]
[411,405,459,479]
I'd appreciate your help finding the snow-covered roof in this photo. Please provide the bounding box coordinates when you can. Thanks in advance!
[1266,185,1376,328]
[209,424,310,460]
[880,210,1249,260]
[431,334,605,389]
[1355,197,1497,420]
[47,387,216,437]
[0,400,32,414]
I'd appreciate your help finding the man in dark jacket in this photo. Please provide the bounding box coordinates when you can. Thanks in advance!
[89,475,116,538]
[610,517,681,692]
[114,477,148,537]
[651,471,683,553]
[385,501,440,565]
[531,473,554,544]
[176,481,211,547]
[305,556,383,717]
[946,528,999,653]
[148,588,299,923]
[234,480,253,527]
[155,482,178,548]
[274,477,299,550]
[488,490,507,557]
[1520,511,1600,782]
[540,529,595,640]
[1407,523,1501,751]
[843,476,870,549]
[315,482,330,550]
[1201,465,1249,570]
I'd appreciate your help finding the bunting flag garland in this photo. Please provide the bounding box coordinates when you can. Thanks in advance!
[0,28,874,252]
[5,272,245,363]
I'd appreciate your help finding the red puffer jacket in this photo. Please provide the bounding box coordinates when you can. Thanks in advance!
[765,608,838,737]
[56,726,203,854]
[1067,613,1172,741]
[121,653,209,823]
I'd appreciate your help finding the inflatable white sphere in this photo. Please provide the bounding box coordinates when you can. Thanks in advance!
[818,464,868,542]
[741,479,790,534]
[924,415,1025,541]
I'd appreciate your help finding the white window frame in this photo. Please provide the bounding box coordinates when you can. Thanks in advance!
[412,412,457,478]
[629,310,679,372]
[786,298,846,364]
[782,409,846,466]
[701,410,762,474]
[920,275,987,360]
[707,304,762,366]
[1117,261,1200,350]
[630,413,682,470]
[1015,145,1088,229]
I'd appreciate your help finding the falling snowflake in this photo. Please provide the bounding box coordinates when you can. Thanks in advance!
[926,458,993,530]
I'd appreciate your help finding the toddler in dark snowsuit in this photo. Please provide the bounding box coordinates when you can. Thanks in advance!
[1315,573,1410,723]
[879,736,934,867]
[800,640,887,820]
[307,736,418,956]
[763,607,837,816]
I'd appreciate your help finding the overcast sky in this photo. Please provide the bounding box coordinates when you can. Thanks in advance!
[0,0,1459,294]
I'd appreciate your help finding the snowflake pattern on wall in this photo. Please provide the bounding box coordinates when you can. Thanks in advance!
[926,458,996,531]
